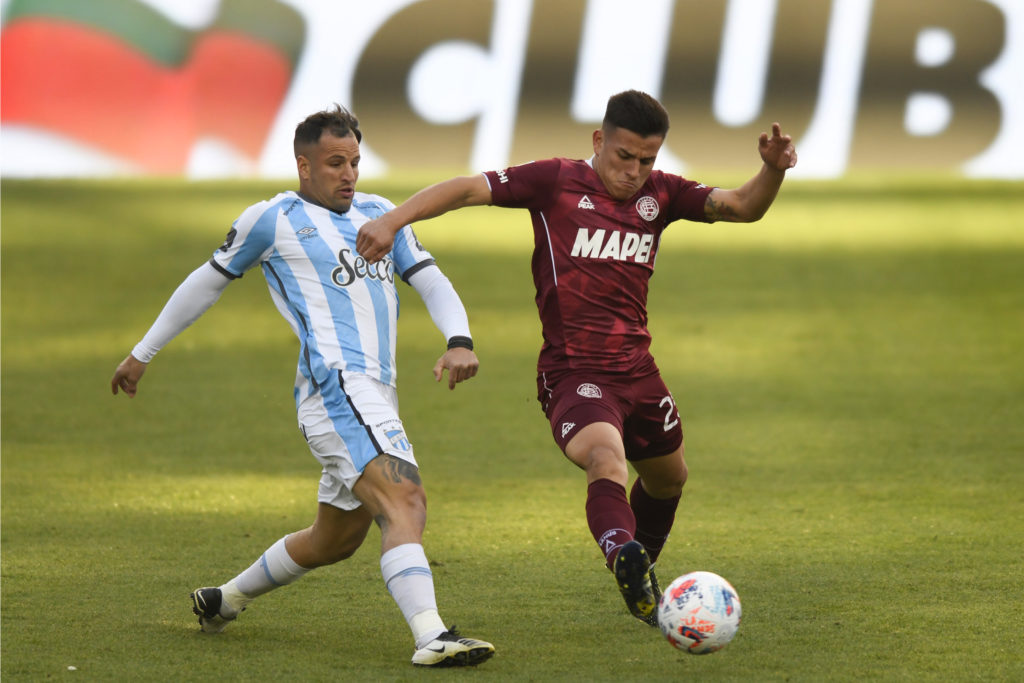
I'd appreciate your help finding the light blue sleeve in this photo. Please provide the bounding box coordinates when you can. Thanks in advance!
[210,199,279,278]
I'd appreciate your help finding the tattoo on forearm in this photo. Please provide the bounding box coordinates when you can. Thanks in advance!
[705,194,739,221]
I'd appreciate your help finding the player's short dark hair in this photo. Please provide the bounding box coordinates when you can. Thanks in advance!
[293,105,362,157]
[603,90,670,138]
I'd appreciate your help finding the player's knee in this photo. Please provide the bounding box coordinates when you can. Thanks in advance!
[374,480,427,531]
[640,456,687,498]
[326,537,363,564]
[586,444,628,480]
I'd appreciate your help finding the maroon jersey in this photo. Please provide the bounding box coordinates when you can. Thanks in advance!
[484,158,714,374]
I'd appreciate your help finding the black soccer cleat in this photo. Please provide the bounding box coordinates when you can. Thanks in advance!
[641,565,663,627]
[613,540,657,623]
[190,587,234,633]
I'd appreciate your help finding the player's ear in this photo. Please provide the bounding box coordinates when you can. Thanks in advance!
[296,154,311,181]
[592,129,603,155]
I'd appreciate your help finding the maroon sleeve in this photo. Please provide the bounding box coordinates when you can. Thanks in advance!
[484,158,563,210]
[662,173,715,224]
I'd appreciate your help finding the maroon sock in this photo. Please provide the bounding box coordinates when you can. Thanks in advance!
[630,478,680,565]
[585,479,636,570]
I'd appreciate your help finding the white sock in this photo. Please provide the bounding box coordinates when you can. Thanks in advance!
[225,535,310,614]
[380,543,447,648]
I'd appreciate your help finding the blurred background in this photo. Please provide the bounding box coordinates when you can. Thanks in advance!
[2,0,1022,180]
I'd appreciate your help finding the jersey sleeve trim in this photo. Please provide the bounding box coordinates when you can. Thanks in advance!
[208,258,242,280]
[399,258,436,284]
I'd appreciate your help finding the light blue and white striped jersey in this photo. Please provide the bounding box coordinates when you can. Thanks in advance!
[209,190,435,398]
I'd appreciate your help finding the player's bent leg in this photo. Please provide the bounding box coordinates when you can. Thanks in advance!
[355,454,493,665]
[563,423,657,623]
[191,505,372,634]
[352,453,427,550]
[630,444,688,499]
[286,503,373,568]
[628,445,687,625]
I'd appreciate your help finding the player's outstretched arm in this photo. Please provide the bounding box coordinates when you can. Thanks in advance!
[433,347,480,391]
[110,262,232,399]
[357,175,492,263]
[111,354,147,397]
[704,122,797,223]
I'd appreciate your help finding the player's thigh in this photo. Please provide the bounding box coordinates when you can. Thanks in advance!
[299,372,419,511]
[537,370,629,452]
[622,371,684,461]
[352,452,426,519]
[564,421,630,484]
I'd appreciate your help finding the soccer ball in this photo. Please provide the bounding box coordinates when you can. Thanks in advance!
[657,571,742,654]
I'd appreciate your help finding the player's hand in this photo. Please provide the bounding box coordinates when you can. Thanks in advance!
[111,354,147,397]
[356,217,399,264]
[433,348,479,390]
[758,122,797,171]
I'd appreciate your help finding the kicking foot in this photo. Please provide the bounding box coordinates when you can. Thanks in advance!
[613,541,657,623]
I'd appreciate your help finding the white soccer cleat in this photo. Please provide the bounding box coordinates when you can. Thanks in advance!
[411,626,495,667]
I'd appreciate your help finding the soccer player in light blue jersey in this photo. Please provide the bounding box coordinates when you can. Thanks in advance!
[110,106,494,668]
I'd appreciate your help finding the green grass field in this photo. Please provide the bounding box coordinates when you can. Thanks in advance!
[2,175,1022,681]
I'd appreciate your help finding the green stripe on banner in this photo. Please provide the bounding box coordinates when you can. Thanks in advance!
[2,0,304,66]
[214,0,305,63]
[3,0,190,64]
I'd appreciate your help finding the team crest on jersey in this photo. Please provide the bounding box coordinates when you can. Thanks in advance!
[386,428,411,452]
[578,195,595,210]
[577,383,602,399]
[636,196,659,221]
[561,422,576,438]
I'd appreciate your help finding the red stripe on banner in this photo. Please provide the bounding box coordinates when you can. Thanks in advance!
[1,19,291,173]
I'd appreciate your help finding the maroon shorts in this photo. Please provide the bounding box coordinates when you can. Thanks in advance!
[537,368,683,461]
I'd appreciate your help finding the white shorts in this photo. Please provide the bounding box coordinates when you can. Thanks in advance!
[297,371,417,511]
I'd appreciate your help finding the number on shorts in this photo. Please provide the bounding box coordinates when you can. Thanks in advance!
[659,395,679,431]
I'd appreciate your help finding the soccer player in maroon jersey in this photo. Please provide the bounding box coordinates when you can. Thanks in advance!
[356,90,797,625]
